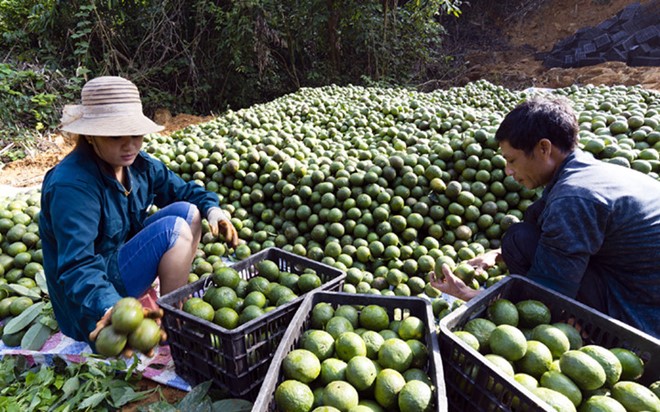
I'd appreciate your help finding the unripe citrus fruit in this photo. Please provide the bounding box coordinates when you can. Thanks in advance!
[128,318,161,353]
[95,326,127,357]
[111,297,144,334]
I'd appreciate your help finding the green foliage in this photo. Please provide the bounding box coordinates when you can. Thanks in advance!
[0,1,61,65]
[208,0,456,102]
[0,64,54,135]
[0,62,81,163]
[0,355,158,411]
[0,0,462,146]
[336,1,450,84]
[137,380,253,412]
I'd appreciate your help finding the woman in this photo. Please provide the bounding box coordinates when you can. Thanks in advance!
[39,76,239,349]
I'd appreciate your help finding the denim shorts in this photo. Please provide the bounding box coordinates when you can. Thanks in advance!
[118,201,196,297]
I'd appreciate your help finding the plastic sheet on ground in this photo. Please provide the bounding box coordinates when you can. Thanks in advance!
[0,331,192,391]
[0,286,191,391]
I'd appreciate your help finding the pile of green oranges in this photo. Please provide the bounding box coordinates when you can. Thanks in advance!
[0,190,52,348]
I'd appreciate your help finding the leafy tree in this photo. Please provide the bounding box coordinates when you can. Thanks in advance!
[0,0,462,148]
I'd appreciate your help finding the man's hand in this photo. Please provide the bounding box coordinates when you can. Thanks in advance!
[465,248,501,280]
[466,248,501,270]
[207,207,239,248]
[430,264,480,302]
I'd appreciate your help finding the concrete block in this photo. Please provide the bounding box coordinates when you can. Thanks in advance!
[543,56,564,68]
[650,38,660,48]
[611,30,628,44]
[621,35,638,51]
[582,42,597,54]
[578,40,591,48]
[605,47,628,61]
[622,19,642,34]
[628,45,643,57]
[639,43,653,53]
[575,50,588,63]
[555,35,576,49]
[573,28,595,41]
[637,1,660,25]
[534,51,549,60]
[544,0,659,68]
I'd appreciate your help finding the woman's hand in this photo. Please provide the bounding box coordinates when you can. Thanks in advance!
[138,288,165,323]
[430,263,480,302]
[88,308,113,342]
[207,207,240,248]
[89,297,166,357]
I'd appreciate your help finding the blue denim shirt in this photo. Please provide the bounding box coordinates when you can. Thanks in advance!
[528,149,660,338]
[39,141,219,344]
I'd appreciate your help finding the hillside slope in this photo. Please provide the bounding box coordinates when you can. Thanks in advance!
[442,0,660,91]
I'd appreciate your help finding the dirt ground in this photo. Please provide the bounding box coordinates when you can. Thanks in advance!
[1,0,659,406]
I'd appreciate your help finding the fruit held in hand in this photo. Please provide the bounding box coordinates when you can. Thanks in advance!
[128,318,162,353]
[111,297,144,334]
[95,326,128,357]
[94,297,164,357]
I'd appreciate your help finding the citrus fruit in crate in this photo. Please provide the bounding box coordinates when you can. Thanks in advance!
[272,299,437,410]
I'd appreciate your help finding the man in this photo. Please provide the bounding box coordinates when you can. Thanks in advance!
[432,97,660,338]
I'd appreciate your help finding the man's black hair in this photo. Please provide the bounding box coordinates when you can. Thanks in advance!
[495,97,578,155]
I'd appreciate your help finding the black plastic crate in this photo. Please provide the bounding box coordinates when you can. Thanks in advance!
[253,291,448,411]
[594,33,612,49]
[630,55,660,66]
[157,247,346,400]
[597,17,618,32]
[439,275,660,412]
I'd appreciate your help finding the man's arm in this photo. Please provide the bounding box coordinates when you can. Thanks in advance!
[526,196,609,298]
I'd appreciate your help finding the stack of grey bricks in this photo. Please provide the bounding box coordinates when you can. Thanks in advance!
[540,0,660,68]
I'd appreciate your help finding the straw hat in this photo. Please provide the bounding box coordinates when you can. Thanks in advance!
[60,76,164,136]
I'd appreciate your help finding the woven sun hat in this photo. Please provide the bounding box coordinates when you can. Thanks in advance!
[60,76,164,136]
